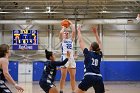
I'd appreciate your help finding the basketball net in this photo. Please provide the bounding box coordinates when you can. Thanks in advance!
[136,14,140,20]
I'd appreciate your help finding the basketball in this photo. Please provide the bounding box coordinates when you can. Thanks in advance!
[61,20,71,28]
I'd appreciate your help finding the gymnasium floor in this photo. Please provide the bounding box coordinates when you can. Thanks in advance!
[7,81,140,93]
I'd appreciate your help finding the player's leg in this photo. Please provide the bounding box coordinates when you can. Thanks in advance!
[76,75,93,93]
[59,67,68,93]
[75,88,85,93]
[93,76,105,93]
[49,87,59,93]
[68,68,76,93]
[39,80,54,93]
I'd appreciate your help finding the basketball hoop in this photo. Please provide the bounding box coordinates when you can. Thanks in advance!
[136,14,140,20]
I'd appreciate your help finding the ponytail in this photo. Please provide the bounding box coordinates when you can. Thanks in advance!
[91,42,102,55]
[45,49,52,60]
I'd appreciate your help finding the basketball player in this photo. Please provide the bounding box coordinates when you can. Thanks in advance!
[0,44,24,93]
[39,50,70,93]
[75,26,105,93]
[59,20,76,93]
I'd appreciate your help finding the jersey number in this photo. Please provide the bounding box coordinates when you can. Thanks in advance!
[66,44,72,49]
[91,58,98,66]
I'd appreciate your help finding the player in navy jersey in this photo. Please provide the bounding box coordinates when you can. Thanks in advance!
[0,44,24,93]
[59,20,76,93]
[39,50,70,93]
[75,26,105,93]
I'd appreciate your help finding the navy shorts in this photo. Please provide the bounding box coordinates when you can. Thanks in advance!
[78,75,105,93]
[39,80,54,93]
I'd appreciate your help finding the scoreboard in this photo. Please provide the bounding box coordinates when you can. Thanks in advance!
[12,30,38,50]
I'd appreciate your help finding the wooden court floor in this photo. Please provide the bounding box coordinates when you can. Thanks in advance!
[7,81,140,93]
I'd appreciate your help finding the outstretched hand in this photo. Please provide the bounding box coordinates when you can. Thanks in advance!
[77,25,82,32]
[77,24,85,51]
[92,25,98,34]
[67,20,72,25]
[15,84,24,93]
[60,26,65,34]
[61,26,65,29]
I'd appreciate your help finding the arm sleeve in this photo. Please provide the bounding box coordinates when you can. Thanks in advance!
[51,58,68,66]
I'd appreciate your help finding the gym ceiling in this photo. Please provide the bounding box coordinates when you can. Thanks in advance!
[0,0,139,20]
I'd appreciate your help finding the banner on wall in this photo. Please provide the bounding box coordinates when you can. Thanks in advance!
[12,29,38,50]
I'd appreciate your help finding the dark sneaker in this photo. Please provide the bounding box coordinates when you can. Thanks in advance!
[60,91,63,93]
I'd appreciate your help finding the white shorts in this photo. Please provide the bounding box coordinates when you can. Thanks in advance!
[61,55,76,68]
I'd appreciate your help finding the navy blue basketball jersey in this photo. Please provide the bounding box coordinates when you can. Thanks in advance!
[40,61,56,83]
[40,58,68,83]
[83,48,103,75]
[0,69,5,81]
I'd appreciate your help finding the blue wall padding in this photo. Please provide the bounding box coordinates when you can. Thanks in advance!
[33,61,45,81]
[101,61,140,81]
[9,61,18,81]
[32,61,140,81]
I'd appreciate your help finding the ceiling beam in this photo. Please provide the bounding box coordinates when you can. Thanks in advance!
[113,0,140,1]
[0,11,139,14]
[0,4,140,6]
[0,0,139,3]
[0,19,138,25]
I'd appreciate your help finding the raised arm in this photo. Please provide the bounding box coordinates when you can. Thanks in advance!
[59,26,65,41]
[51,51,70,66]
[68,20,75,41]
[77,25,85,51]
[92,26,102,50]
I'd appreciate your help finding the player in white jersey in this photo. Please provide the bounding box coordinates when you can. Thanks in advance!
[61,38,75,68]
[59,20,76,93]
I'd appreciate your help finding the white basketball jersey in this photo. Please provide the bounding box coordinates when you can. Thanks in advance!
[61,38,73,55]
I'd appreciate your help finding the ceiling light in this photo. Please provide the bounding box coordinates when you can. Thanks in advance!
[25,7,30,10]
[101,6,108,13]
[102,10,107,13]
[46,7,51,12]
[124,6,128,10]
[120,11,131,13]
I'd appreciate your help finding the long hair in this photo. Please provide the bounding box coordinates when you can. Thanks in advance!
[0,44,9,58]
[91,42,101,55]
[45,49,52,60]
